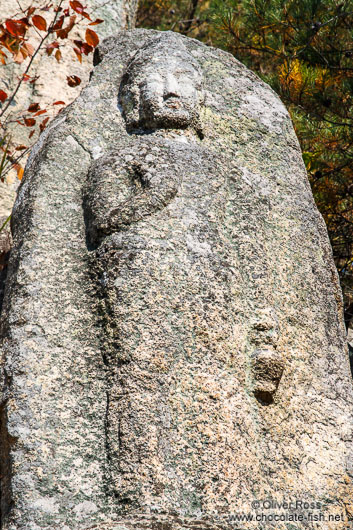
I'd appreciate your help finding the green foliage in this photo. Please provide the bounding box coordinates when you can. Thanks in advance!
[137,0,353,324]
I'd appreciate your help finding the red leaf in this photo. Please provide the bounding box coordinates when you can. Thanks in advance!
[75,40,92,55]
[15,145,27,150]
[85,28,99,47]
[24,118,36,127]
[22,73,31,82]
[66,15,76,32]
[83,42,93,55]
[67,75,81,87]
[69,0,90,18]
[29,130,35,138]
[55,49,62,61]
[32,15,47,31]
[5,19,26,37]
[27,7,36,17]
[40,117,49,132]
[73,48,82,62]
[89,18,104,26]
[34,109,47,116]
[47,40,59,49]
[52,15,64,31]
[28,102,40,112]
[0,90,7,103]
[56,28,68,39]
[46,41,59,55]
[53,100,65,105]
[69,0,84,14]
[18,17,30,28]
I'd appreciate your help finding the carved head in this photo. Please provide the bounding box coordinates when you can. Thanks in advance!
[119,33,204,132]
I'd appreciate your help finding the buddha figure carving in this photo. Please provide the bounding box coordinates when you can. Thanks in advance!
[84,34,245,513]
[2,28,352,530]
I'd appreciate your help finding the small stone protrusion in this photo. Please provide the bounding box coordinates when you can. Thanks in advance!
[251,348,285,404]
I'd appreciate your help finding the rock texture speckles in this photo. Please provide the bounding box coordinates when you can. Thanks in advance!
[0,29,353,529]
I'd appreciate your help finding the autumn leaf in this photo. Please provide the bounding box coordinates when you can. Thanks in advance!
[69,0,91,19]
[52,15,64,31]
[26,6,36,17]
[67,75,81,87]
[46,41,59,56]
[32,15,47,32]
[53,101,65,105]
[13,51,25,63]
[28,102,40,112]
[73,47,82,62]
[69,0,84,14]
[5,19,26,37]
[29,130,35,138]
[18,17,30,29]
[23,42,35,56]
[82,42,93,55]
[0,50,7,65]
[40,117,49,132]
[55,49,62,62]
[66,15,76,33]
[56,28,69,39]
[0,90,7,103]
[15,145,27,150]
[24,118,36,127]
[89,18,104,26]
[19,46,29,60]
[16,165,24,180]
[74,39,92,55]
[34,109,47,116]
[85,28,99,47]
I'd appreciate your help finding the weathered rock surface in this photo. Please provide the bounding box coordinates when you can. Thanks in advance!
[1,29,353,530]
[0,0,138,218]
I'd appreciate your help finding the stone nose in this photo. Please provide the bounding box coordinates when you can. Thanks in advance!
[164,74,181,99]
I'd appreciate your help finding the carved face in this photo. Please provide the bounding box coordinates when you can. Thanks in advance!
[138,57,202,129]
[120,51,204,131]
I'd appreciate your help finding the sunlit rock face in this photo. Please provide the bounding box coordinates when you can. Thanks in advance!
[1,29,353,530]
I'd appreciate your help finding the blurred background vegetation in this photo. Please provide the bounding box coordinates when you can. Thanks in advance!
[137,0,353,328]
